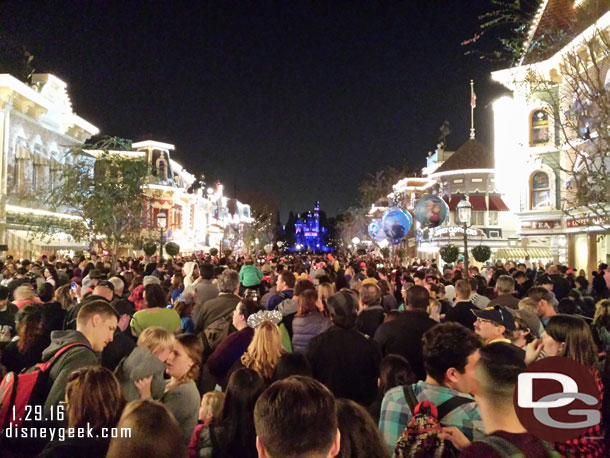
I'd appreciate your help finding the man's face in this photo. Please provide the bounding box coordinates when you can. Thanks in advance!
[414,277,424,286]
[90,315,117,352]
[453,350,480,395]
[277,277,285,291]
[473,318,503,344]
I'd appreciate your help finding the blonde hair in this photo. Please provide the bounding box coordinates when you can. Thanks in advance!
[200,391,225,420]
[241,321,285,381]
[14,285,35,302]
[137,326,175,353]
[518,297,538,314]
[318,283,334,304]
[593,299,610,329]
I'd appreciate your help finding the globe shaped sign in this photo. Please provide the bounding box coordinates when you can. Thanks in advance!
[382,208,412,241]
[413,195,449,228]
[374,227,387,243]
[368,219,381,238]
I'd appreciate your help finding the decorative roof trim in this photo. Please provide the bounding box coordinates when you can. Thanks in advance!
[132,140,175,151]
[429,169,496,179]
[518,0,551,66]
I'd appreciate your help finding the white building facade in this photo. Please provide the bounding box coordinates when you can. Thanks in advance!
[0,73,252,258]
[491,1,610,275]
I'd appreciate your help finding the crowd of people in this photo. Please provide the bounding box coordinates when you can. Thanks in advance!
[0,251,609,457]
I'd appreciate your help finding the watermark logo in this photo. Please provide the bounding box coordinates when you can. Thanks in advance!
[514,356,601,442]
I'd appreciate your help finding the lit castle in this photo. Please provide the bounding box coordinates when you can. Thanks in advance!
[294,202,330,252]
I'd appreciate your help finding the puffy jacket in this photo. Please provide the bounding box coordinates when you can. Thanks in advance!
[291,313,331,354]
[239,265,263,287]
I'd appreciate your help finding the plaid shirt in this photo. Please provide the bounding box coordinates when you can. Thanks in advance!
[379,380,485,452]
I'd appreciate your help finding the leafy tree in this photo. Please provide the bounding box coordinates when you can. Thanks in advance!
[244,209,276,253]
[283,211,297,246]
[36,137,152,265]
[358,160,411,208]
[335,207,369,249]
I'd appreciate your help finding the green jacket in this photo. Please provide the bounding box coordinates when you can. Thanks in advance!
[239,265,263,287]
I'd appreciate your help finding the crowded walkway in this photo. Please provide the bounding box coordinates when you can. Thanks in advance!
[0,252,609,457]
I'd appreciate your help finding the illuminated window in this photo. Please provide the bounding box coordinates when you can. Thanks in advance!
[489,211,498,226]
[531,171,552,209]
[531,110,550,145]
[472,211,485,225]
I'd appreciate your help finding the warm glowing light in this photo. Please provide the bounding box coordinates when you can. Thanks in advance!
[6,205,82,221]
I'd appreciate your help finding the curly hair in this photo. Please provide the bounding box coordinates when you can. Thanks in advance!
[241,321,285,382]
[16,305,45,353]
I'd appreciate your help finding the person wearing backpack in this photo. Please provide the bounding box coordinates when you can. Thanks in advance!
[42,299,119,406]
[379,322,484,454]
[439,342,560,458]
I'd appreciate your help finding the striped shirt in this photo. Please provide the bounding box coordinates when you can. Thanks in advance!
[379,380,485,453]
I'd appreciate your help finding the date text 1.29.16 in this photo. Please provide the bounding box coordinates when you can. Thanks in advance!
[13,404,65,422]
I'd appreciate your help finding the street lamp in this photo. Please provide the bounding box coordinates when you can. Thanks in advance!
[156,211,167,261]
[456,198,472,276]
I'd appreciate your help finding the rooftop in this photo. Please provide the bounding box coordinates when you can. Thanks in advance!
[431,139,494,175]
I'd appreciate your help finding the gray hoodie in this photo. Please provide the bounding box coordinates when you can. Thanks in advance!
[42,330,98,407]
[114,346,167,401]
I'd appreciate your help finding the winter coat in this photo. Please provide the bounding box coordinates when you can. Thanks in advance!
[115,346,167,401]
[356,305,385,338]
[239,265,263,288]
[307,325,381,406]
[291,313,332,354]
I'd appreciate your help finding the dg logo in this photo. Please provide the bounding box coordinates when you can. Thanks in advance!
[514,356,601,442]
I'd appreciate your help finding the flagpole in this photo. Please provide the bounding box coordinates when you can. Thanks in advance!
[470,79,475,140]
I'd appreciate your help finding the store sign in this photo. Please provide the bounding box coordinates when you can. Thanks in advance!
[567,216,603,228]
[532,220,561,230]
[431,226,486,239]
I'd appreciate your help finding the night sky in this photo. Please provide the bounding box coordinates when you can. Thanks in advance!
[1,1,507,219]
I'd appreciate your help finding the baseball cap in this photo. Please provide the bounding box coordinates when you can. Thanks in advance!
[472,305,516,331]
[507,308,543,338]
[82,276,95,293]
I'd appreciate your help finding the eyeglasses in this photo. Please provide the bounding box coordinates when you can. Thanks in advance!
[476,317,493,324]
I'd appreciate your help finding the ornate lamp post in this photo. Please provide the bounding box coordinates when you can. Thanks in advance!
[456,198,472,276]
[156,211,167,261]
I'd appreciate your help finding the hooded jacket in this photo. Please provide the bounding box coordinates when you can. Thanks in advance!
[41,330,98,407]
[115,346,166,401]
[183,262,197,289]
[239,264,263,288]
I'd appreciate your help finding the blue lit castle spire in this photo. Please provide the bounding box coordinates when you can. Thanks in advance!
[293,201,330,252]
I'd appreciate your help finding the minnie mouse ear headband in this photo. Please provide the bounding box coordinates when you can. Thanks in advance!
[247,310,282,329]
